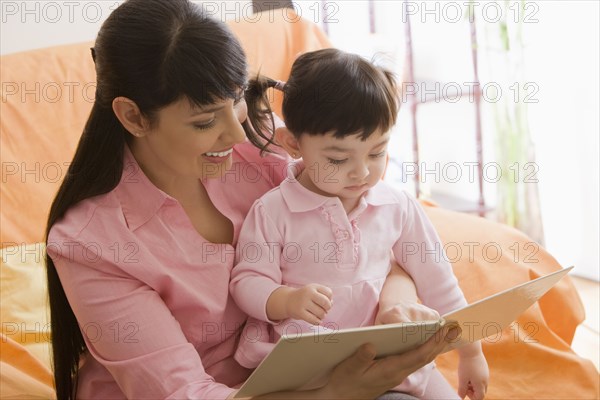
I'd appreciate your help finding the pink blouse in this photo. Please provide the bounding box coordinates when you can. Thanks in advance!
[47,142,288,399]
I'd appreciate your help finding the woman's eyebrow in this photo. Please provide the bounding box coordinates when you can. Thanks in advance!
[190,104,226,115]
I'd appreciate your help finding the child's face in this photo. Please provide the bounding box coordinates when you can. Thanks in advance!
[296,130,390,201]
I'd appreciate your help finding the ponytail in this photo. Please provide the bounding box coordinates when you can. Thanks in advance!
[244,76,286,154]
[45,102,126,400]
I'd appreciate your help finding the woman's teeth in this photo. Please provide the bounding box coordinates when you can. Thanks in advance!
[204,148,233,157]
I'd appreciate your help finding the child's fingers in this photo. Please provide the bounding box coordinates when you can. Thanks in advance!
[306,301,328,321]
[315,285,333,300]
[300,309,323,326]
[471,381,487,400]
[457,381,469,399]
[312,292,333,311]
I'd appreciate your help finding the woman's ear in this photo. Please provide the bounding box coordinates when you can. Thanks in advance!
[275,127,301,159]
[112,97,149,137]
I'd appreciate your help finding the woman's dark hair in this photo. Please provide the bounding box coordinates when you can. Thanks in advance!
[44,1,257,398]
[246,48,399,148]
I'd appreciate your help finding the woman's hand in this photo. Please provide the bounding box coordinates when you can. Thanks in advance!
[253,323,461,399]
[375,301,440,325]
[318,323,461,399]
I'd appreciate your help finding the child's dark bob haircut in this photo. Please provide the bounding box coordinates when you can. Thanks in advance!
[246,48,399,149]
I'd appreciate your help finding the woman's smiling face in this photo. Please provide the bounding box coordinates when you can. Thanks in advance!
[132,93,248,181]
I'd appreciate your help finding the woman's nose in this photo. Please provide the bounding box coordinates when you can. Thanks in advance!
[223,101,247,145]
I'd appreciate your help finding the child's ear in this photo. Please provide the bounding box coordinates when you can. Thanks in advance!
[275,127,301,159]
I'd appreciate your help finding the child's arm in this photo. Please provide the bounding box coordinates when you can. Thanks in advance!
[375,259,440,325]
[457,342,489,400]
[230,201,289,323]
[231,200,333,326]
[266,284,333,324]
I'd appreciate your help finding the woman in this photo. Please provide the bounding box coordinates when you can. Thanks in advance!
[45,0,458,398]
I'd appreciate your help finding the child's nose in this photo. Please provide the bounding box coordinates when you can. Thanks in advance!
[349,163,370,180]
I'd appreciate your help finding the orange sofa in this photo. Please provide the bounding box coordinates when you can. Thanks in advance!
[1,10,598,399]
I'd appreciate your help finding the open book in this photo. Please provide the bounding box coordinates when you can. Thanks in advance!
[234,266,574,399]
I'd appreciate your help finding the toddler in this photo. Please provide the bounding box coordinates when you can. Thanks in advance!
[230,48,488,399]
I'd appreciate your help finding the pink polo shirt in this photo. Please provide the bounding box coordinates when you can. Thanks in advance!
[47,142,288,399]
[229,162,467,396]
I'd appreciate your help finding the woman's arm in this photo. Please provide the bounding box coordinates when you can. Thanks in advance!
[375,258,440,325]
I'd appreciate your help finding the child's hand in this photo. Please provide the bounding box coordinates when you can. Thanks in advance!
[458,351,489,400]
[286,284,333,325]
[374,301,440,325]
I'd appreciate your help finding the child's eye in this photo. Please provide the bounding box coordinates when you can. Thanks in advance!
[327,158,347,165]
[370,151,387,158]
[194,120,216,130]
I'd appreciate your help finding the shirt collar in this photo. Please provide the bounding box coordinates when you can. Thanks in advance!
[279,161,333,212]
[363,180,401,206]
[114,144,173,231]
[279,161,399,213]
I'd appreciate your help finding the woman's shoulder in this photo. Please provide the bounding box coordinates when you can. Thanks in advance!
[233,141,291,186]
[47,190,126,247]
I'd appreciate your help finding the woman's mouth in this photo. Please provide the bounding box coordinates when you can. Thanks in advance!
[203,148,233,163]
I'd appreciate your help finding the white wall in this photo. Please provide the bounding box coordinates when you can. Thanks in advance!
[307,0,599,281]
[0,1,254,55]
[2,0,598,280]
[524,1,599,281]
[1,1,111,55]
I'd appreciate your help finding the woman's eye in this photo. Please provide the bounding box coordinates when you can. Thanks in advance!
[327,158,347,165]
[194,120,216,130]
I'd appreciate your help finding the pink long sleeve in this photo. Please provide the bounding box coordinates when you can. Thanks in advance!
[229,201,284,322]
[48,238,237,400]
